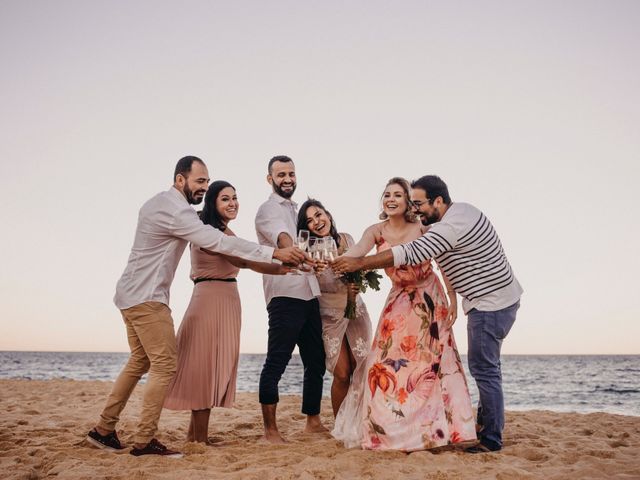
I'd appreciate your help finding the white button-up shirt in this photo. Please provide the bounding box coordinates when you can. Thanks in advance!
[114,187,275,310]
[255,193,320,304]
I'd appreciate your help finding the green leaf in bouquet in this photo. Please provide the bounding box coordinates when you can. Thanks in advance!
[364,270,382,291]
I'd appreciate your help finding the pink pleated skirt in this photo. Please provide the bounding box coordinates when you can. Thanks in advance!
[164,281,241,410]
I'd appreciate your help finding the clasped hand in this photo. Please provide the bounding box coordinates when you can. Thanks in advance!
[274,247,365,276]
[274,246,317,271]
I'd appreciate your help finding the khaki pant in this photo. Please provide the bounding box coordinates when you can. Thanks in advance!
[97,302,177,445]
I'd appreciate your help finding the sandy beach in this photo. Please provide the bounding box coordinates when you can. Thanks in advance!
[1,379,638,479]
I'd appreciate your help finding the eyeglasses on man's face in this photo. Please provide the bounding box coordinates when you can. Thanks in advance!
[410,199,431,209]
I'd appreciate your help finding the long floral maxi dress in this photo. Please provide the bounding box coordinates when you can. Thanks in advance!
[317,233,372,375]
[333,239,476,451]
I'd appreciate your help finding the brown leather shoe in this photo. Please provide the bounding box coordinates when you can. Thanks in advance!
[130,439,183,458]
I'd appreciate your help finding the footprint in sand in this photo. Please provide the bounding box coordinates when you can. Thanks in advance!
[234,422,255,430]
[522,449,550,462]
[608,439,629,448]
[586,449,616,459]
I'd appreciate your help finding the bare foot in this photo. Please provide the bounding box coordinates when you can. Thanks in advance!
[304,424,330,434]
[304,415,329,434]
[262,429,287,444]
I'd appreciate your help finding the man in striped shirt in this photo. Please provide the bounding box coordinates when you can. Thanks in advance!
[332,175,522,453]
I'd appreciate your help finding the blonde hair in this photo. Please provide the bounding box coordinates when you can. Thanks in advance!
[378,177,417,222]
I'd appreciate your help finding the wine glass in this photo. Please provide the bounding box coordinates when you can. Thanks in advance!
[325,237,338,262]
[297,230,310,251]
[309,237,323,261]
[284,230,310,275]
[319,237,330,261]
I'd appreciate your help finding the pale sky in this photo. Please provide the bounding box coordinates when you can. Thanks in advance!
[1,1,638,355]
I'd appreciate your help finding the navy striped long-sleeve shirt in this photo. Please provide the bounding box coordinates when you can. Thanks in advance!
[391,202,523,314]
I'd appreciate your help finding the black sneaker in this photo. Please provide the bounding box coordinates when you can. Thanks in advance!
[464,441,501,454]
[130,439,183,458]
[86,428,126,453]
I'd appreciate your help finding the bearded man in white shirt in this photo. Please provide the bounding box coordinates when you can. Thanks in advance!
[255,155,328,443]
[86,156,306,458]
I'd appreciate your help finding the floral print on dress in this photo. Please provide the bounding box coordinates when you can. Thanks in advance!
[322,332,341,359]
[352,337,369,359]
[316,233,373,378]
[357,239,476,451]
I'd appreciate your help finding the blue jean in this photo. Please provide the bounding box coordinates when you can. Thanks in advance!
[467,300,520,450]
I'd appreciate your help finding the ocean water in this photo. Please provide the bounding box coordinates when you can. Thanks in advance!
[1,351,638,416]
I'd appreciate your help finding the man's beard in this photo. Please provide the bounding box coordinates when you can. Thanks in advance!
[184,184,205,205]
[420,211,440,226]
[273,182,296,199]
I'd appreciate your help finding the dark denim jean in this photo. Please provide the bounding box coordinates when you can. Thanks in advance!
[467,300,520,450]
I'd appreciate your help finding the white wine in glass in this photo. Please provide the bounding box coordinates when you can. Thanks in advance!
[308,237,321,261]
[297,230,310,251]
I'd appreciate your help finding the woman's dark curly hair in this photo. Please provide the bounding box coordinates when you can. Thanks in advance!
[199,180,235,231]
[296,198,343,249]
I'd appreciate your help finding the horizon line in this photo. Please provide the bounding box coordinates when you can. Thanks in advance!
[1,350,639,356]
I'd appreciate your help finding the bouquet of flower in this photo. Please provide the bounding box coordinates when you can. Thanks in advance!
[342,270,383,320]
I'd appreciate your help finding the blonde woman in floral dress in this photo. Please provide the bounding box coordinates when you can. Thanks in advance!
[332,178,477,451]
[297,199,373,416]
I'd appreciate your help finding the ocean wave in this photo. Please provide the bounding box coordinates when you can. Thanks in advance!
[594,386,640,394]
[2,351,639,416]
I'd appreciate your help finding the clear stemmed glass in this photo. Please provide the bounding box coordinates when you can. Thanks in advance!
[325,237,338,262]
[286,230,310,275]
[297,230,310,251]
[308,237,322,261]
[324,237,340,277]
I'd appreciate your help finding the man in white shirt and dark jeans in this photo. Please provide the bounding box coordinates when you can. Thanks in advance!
[86,156,306,457]
[333,175,523,453]
[255,155,328,443]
